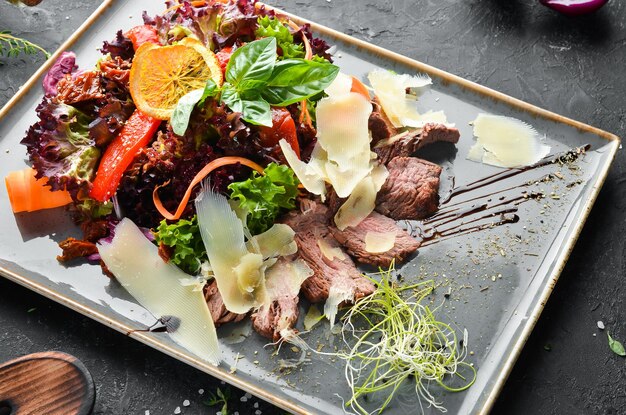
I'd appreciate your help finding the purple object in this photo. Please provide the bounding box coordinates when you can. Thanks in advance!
[540,0,609,16]
[41,51,77,96]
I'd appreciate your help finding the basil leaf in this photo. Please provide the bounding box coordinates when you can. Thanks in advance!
[221,84,242,113]
[261,59,339,106]
[608,332,626,357]
[171,89,204,136]
[221,86,271,126]
[240,97,272,127]
[226,37,277,86]
[198,78,219,106]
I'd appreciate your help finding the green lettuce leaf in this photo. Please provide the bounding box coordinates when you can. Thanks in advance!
[228,163,300,235]
[154,216,207,275]
[255,16,305,60]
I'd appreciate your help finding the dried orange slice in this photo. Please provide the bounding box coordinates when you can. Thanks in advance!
[129,37,223,120]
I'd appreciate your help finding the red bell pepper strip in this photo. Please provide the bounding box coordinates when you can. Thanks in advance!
[215,46,233,74]
[125,25,159,50]
[90,111,161,202]
[258,107,300,159]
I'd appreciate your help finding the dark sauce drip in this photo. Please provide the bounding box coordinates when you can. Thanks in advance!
[410,145,588,245]
[440,144,590,204]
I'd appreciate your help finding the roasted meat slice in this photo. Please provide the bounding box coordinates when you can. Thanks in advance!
[281,200,375,319]
[204,280,247,327]
[373,123,460,164]
[369,98,398,145]
[330,211,420,268]
[251,257,311,342]
[376,157,442,220]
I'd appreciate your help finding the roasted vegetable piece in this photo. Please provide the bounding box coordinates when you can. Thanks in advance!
[90,110,161,202]
[258,107,300,159]
[125,25,159,50]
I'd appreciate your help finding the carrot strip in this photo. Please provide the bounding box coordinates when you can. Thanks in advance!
[5,168,72,213]
[286,19,314,128]
[153,156,264,221]
[350,76,370,100]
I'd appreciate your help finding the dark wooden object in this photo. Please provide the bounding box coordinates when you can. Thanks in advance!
[0,352,95,415]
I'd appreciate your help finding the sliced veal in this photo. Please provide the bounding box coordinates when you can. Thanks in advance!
[330,211,420,268]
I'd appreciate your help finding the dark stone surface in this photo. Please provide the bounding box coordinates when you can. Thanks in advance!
[0,0,624,414]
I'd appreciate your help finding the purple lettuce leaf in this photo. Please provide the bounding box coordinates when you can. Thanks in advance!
[153,0,267,50]
[101,30,134,60]
[21,97,101,198]
[42,51,77,96]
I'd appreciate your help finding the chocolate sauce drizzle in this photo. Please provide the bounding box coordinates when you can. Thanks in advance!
[406,145,589,245]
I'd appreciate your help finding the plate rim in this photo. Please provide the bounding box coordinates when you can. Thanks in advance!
[0,1,620,414]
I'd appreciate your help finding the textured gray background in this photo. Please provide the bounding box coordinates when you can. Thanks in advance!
[1,0,625,414]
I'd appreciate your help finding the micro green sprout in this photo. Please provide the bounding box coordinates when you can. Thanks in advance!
[332,267,476,414]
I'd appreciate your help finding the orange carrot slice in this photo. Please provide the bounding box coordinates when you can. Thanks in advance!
[153,156,264,221]
[5,168,73,213]
[350,76,370,100]
[285,19,314,128]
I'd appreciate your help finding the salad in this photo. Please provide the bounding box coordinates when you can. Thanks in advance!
[5,0,555,412]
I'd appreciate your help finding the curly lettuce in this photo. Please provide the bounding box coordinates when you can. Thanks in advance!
[228,163,299,235]
[154,215,208,275]
[21,97,101,198]
[255,16,305,59]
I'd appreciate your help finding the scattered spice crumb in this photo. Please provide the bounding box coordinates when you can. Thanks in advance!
[480,286,489,292]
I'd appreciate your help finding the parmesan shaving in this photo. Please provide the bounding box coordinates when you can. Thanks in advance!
[246,223,297,259]
[195,186,267,314]
[325,278,354,327]
[317,238,347,261]
[365,230,397,253]
[304,305,324,331]
[98,218,220,365]
[468,113,551,168]
[334,163,389,231]
[368,69,447,128]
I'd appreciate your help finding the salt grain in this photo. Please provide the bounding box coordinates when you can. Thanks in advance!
[174,407,181,415]
[253,402,259,408]
[255,411,262,415]
[240,396,248,403]
[183,400,190,407]
[597,321,605,330]
[145,411,150,415]
[198,389,204,395]
[244,393,252,399]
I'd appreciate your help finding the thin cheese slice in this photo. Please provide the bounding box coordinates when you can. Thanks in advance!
[98,218,220,365]
[365,230,397,253]
[368,69,440,128]
[469,114,551,168]
[195,186,267,314]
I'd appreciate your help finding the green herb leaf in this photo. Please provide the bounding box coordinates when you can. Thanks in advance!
[221,86,272,126]
[170,89,204,136]
[226,37,277,86]
[240,96,272,127]
[261,58,339,106]
[198,78,219,106]
[154,216,207,275]
[221,85,242,113]
[0,31,50,60]
[228,163,299,235]
[608,332,626,357]
[255,16,305,60]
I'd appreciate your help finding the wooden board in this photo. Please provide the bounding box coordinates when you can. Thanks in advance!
[0,352,95,415]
